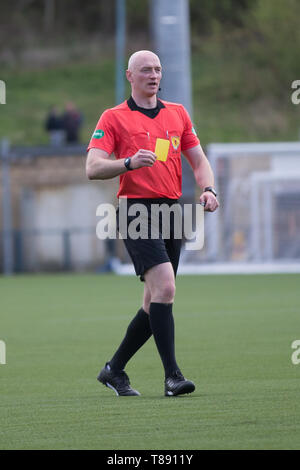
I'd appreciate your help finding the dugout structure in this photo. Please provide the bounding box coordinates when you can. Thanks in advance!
[115,142,300,276]
[204,142,300,267]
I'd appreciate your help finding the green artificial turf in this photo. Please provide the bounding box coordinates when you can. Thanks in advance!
[0,273,299,449]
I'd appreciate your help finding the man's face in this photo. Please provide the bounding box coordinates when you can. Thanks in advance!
[127,55,162,97]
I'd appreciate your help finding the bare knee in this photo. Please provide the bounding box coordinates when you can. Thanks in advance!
[143,286,151,314]
[151,282,176,304]
[144,263,176,305]
[143,292,151,314]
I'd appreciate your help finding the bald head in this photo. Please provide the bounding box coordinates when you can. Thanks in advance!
[126,50,162,103]
[128,50,161,72]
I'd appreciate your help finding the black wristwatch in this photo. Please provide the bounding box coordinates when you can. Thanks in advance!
[203,186,217,197]
[124,157,133,171]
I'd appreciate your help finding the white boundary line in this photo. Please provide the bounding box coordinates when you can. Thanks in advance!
[113,262,300,275]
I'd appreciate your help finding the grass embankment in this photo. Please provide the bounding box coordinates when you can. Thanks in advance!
[1,46,299,147]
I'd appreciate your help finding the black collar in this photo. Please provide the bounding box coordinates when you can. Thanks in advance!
[127,96,165,119]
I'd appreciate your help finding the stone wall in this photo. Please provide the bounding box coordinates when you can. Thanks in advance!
[0,153,125,271]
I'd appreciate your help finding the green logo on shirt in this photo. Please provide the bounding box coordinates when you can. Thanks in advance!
[93,129,105,139]
[191,126,197,136]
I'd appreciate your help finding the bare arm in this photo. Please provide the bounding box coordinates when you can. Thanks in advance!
[86,148,157,180]
[183,144,219,212]
[86,148,127,180]
[183,144,214,188]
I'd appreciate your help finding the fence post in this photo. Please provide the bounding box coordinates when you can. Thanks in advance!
[63,230,71,271]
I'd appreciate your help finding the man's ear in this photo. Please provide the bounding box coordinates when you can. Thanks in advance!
[126,70,132,83]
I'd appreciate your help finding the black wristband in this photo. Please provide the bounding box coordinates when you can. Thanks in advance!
[203,186,217,197]
[124,157,132,171]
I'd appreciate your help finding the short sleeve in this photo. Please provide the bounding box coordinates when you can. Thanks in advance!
[87,109,116,154]
[180,106,200,151]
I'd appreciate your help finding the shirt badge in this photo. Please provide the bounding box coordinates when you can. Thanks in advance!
[171,136,180,150]
[93,129,105,139]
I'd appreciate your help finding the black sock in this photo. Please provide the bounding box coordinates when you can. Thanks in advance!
[109,308,152,371]
[149,302,180,377]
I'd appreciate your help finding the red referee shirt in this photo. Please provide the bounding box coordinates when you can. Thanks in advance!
[87,98,200,199]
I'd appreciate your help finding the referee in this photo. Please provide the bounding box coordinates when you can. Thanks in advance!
[86,50,219,397]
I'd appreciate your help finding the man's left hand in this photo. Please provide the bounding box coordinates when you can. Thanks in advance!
[199,192,219,212]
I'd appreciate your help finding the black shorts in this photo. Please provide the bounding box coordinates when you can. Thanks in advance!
[116,198,182,282]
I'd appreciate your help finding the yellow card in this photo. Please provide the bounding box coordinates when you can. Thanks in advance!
[155,138,170,162]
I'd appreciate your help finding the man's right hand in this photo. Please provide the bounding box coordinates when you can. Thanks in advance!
[130,149,157,169]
